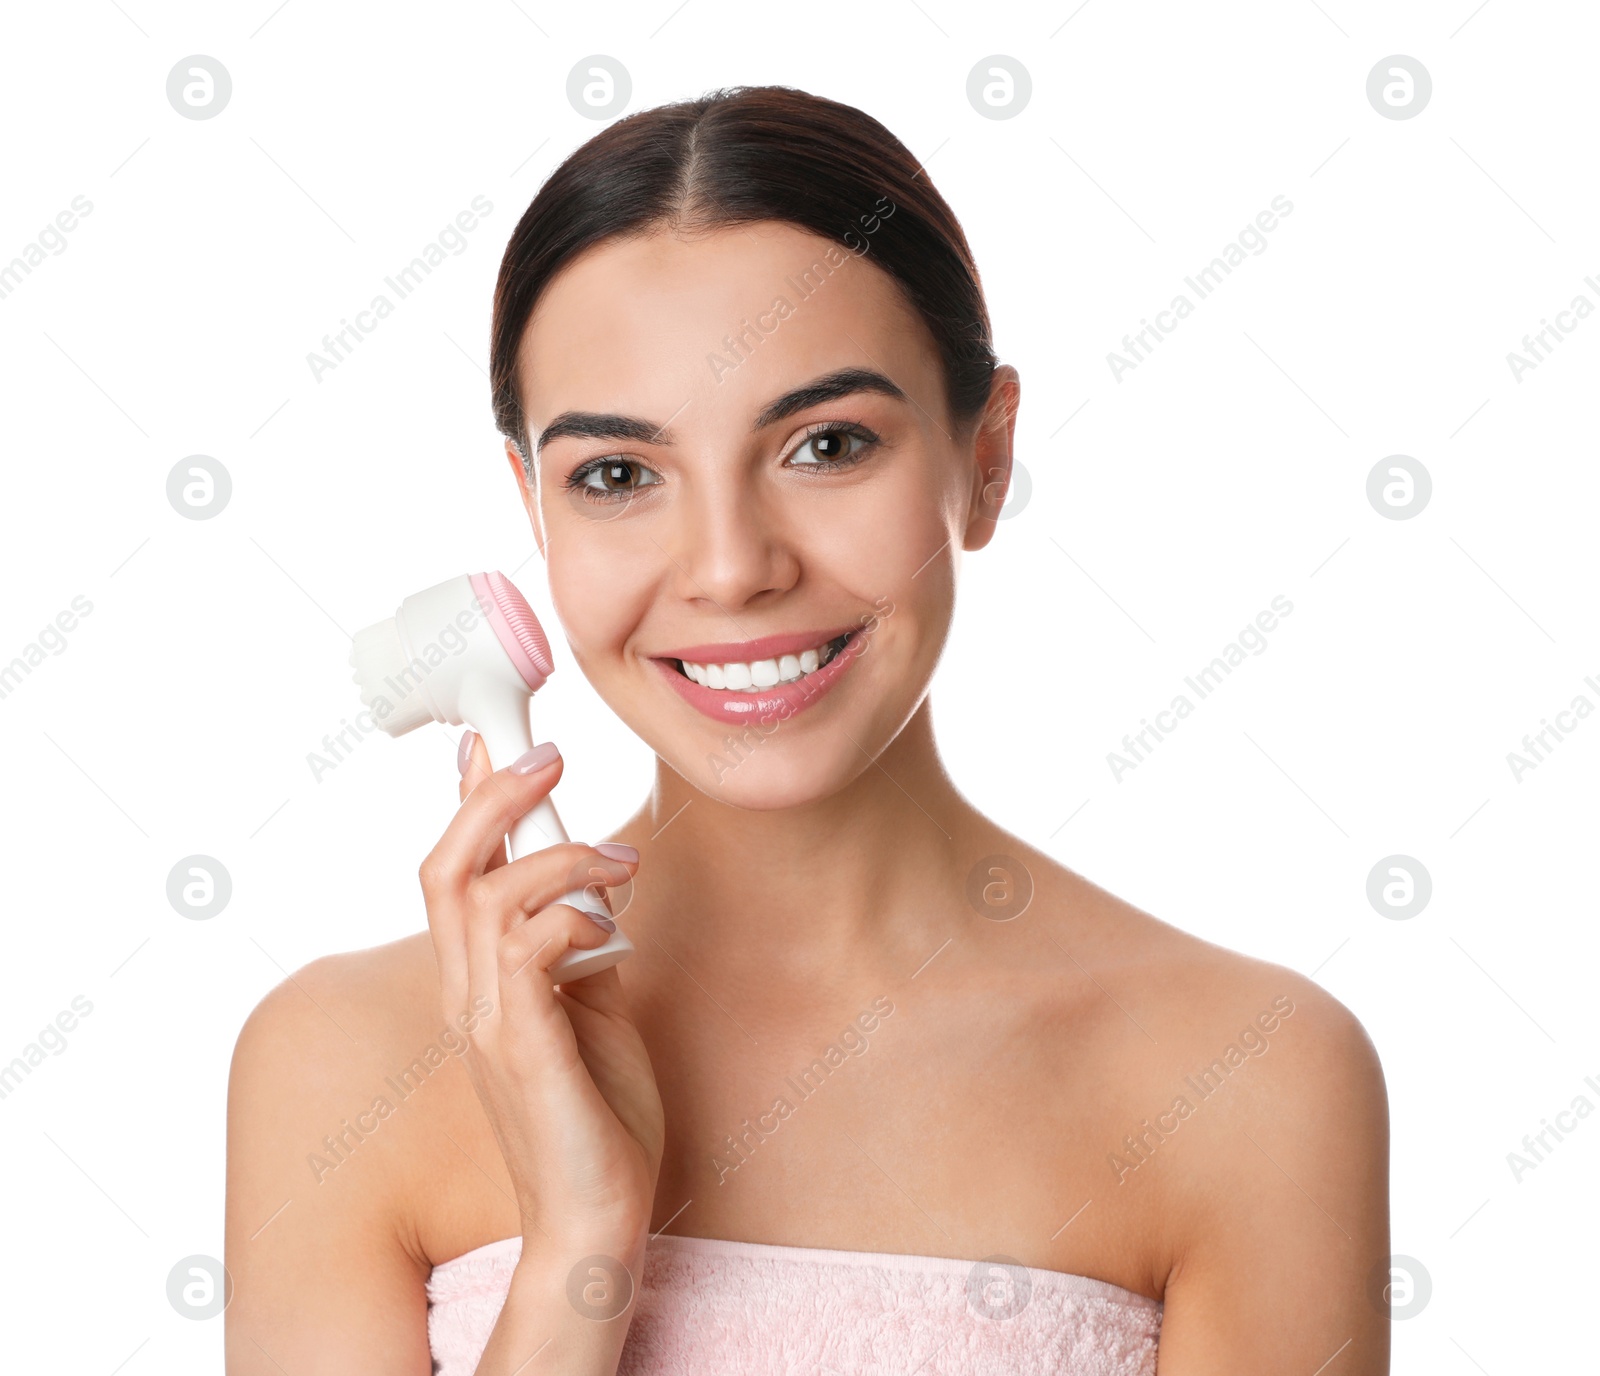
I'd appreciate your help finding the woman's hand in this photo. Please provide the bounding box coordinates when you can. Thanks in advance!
[420,734,664,1255]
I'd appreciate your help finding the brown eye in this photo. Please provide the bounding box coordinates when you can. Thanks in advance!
[788,426,873,468]
[568,456,663,501]
[811,430,850,460]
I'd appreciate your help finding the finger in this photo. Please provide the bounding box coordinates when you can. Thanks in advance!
[462,841,633,1017]
[456,732,509,873]
[456,730,475,802]
[463,844,617,1021]
[503,904,615,986]
[456,729,479,806]
[474,844,637,919]
[486,905,614,1042]
[425,742,566,889]
[426,730,493,1015]
[419,852,469,1014]
[554,954,630,1009]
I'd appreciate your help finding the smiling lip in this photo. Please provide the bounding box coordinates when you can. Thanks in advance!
[650,626,868,725]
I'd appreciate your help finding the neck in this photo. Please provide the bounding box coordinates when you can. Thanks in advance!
[617,700,982,978]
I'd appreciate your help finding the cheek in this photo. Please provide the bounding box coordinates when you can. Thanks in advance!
[816,467,959,615]
[817,462,953,576]
[544,537,657,671]
[816,496,956,688]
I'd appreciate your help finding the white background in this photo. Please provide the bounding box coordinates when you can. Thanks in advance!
[1,1,1594,1371]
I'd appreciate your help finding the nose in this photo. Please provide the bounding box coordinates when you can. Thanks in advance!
[666,472,799,613]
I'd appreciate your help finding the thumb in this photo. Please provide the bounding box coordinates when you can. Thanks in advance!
[456,730,511,873]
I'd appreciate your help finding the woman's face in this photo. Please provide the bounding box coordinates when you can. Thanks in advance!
[511,220,1015,810]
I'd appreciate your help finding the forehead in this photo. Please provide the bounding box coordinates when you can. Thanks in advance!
[517,221,941,438]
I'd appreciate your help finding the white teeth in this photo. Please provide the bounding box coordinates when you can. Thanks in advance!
[679,636,846,693]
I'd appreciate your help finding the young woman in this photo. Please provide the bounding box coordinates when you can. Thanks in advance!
[225,85,1389,1375]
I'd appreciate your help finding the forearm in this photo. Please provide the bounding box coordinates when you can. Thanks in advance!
[472,1233,646,1376]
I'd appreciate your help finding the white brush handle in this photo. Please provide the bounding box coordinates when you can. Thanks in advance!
[509,795,615,920]
[464,692,634,981]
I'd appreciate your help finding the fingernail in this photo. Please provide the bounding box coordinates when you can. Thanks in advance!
[510,741,560,774]
[457,730,477,777]
[595,842,639,863]
[588,912,617,932]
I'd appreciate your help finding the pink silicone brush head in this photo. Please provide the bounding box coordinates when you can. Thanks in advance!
[469,570,555,693]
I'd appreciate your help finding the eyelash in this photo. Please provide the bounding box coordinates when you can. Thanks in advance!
[562,420,881,503]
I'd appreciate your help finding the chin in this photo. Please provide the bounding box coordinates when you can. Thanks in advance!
[681,737,864,811]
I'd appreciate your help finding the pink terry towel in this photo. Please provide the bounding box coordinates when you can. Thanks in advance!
[426,1232,1161,1375]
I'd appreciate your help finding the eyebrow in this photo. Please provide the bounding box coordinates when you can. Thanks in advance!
[534,366,908,454]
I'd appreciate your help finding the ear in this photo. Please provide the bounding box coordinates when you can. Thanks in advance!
[504,438,548,556]
[961,365,1022,552]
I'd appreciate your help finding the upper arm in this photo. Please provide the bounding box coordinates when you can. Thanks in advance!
[224,960,433,1375]
[1154,978,1391,1374]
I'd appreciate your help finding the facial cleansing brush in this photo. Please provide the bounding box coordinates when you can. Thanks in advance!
[349,570,634,981]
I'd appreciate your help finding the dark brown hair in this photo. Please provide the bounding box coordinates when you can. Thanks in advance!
[489,84,997,470]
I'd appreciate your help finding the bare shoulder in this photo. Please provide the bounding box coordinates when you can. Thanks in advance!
[1017,848,1390,1362]
[230,930,440,1066]
[1026,848,1386,1111]
[225,921,470,1216]
[224,931,477,1372]
[225,928,438,1241]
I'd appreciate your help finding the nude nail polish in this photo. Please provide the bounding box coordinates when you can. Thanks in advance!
[511,741,560,774]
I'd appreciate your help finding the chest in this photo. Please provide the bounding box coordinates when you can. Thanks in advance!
[413,978,1176,1304]
[635,988,1170,1300]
